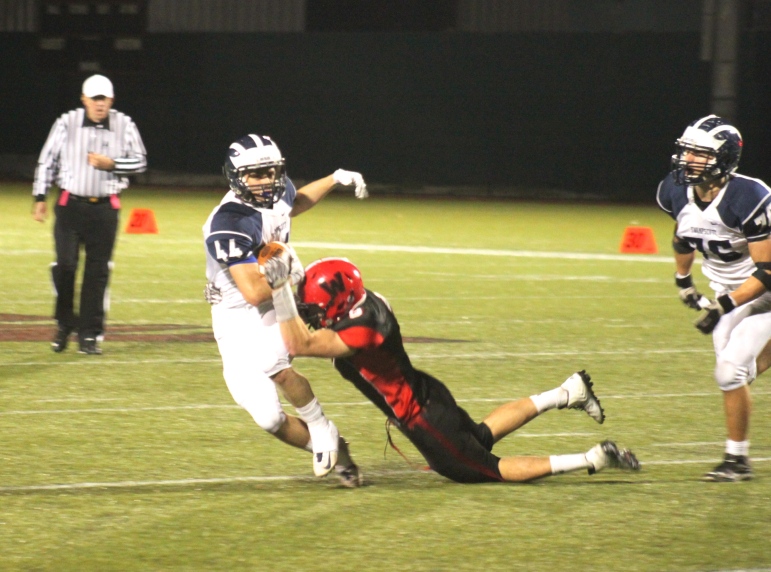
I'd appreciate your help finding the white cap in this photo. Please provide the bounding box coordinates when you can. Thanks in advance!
[82,75,114,98]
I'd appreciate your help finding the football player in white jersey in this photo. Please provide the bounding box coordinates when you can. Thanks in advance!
[657,115,771,482]
[203,134,368,486]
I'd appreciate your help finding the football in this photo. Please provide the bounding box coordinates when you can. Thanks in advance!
[257,241,288,267]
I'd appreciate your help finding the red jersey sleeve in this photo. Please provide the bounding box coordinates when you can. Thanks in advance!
[337,325,384,350]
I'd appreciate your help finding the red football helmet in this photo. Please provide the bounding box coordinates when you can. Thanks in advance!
[298,258,365,328]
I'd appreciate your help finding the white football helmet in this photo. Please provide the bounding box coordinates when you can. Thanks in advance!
[671,115,742,185]
[223,134,287,208]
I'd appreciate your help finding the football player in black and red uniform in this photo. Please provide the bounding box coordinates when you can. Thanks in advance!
[264,254,640,484]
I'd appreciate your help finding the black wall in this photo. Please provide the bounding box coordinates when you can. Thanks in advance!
[2,32,768,200]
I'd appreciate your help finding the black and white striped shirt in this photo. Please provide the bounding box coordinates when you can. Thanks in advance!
[33,107,147,199]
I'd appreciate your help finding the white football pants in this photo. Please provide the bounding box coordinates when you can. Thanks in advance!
[211,303,292,433]
[712,290,771,391]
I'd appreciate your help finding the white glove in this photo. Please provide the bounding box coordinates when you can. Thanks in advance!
[285,244,305,286]
[675,273,709,310]
[695,294,736,334]
[262,256,290,289]
[333,169,368,199]
[261,244,305,289]
[678,286,711,310]
[204,282,222,305]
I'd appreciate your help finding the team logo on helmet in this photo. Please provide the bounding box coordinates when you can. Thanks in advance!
[297,258,366,328]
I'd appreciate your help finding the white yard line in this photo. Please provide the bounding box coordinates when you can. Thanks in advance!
[2,391,768,416]
[650,442,725,447]
[0,470,415,493]
[643,457,771,466]
[0,357,223,367]
[292,241,681,263]
[0,347,715,367]
[0,404,241,415]
[2,458,769,493]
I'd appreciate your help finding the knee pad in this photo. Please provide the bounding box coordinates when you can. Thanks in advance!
[221,362,286,433]
[240,399,287,434]
[714,359,754,392]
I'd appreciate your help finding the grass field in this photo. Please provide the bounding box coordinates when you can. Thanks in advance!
[0,183,769,572]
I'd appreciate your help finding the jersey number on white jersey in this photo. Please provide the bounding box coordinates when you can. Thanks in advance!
[214,239,245,262]
[683,237,742,262]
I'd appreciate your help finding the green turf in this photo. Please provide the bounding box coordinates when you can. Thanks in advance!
[0,183,768,571]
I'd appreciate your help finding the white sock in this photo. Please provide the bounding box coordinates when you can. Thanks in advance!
[296,397,325,427]
[726,439,749,457]
[530,387,568,414]
[296,398,339,452]
[550,454,590,474]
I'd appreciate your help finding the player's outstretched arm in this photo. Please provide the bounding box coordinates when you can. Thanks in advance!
[272,283,354,359]
[291,169,367,217]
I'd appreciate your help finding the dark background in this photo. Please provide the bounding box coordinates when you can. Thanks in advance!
[1,1,769,201]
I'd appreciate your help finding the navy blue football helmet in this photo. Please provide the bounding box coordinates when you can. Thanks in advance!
[223,134,287,208]
[671,115,742,185]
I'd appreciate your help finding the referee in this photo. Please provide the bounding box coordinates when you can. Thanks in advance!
[32,74,147,355]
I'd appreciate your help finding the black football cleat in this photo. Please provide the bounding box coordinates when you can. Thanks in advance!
[335,438,364,488]
[703,454,752,482]
[51,326,74,353]
[586,440,641,475]
[78,337,102,355]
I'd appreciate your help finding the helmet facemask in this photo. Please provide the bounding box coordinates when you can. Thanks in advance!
[296,298,327,330]
[671,142,720,185]
[232,163,286,208]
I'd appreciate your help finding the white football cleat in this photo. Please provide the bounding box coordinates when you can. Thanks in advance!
[560,370,605,424]
[311,421,340,477]
[313,451,338,477]
[586,440,640,475]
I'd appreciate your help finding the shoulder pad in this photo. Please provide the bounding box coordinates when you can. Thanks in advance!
[281,177,297,207]
[656,174,688,218]
[718,176,771,233]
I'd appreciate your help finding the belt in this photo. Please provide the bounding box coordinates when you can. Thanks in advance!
[64,192,112,204]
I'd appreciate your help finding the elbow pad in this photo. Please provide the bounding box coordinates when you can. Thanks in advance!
[672,239,695,254]
[752,264,771,291]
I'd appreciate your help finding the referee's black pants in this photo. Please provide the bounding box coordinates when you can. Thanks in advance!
[53,196,119,339]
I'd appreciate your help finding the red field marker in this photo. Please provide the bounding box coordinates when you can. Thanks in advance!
[619,226,657,254]
[125,208,158,234]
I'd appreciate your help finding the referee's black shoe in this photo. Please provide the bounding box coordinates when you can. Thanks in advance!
[51,325,74,353]
[703,453,752,482]
[78,337,102,355]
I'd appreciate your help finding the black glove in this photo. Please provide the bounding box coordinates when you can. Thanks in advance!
[694,295,736,334]
[675,274,708,310]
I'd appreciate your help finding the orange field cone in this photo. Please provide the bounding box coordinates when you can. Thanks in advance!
[125,208,158,234]
[619,226,657,254]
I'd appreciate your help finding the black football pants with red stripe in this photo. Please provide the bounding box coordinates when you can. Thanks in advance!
[403,374,503,484]
[52,199,118,338]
